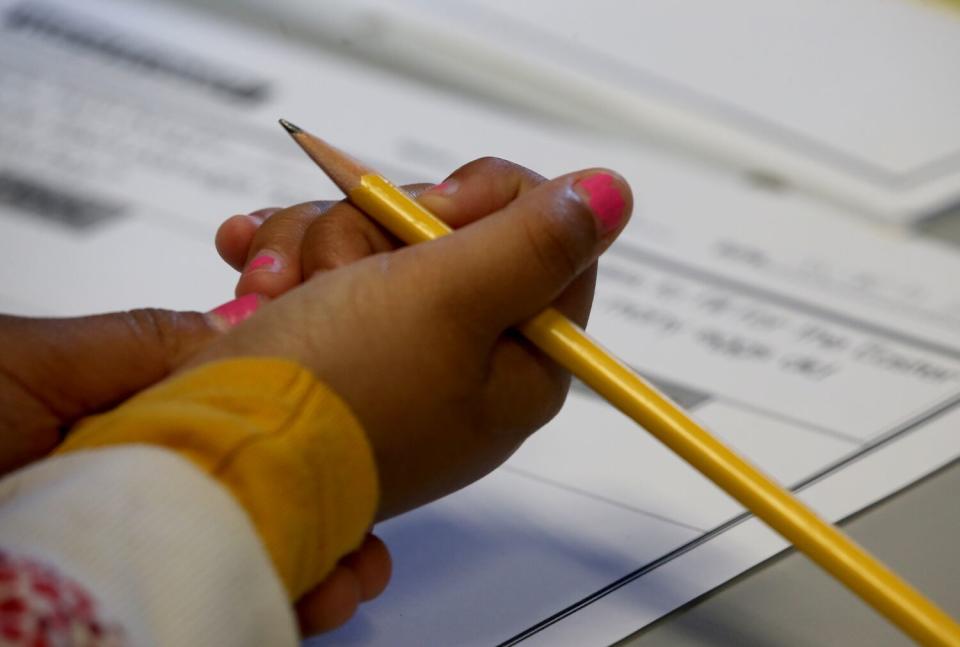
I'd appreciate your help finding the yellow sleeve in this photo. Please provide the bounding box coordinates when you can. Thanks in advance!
[55,357,379,600]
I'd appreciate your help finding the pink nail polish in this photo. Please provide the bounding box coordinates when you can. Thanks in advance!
[208,294,261,328]
[574,173,626,234]
[247,255,276,272]
[426,179,458,196]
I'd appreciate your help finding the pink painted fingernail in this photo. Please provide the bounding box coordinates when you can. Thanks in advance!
[425,179,459,196]
[245,253,280,273]
[208,293,261,328]
[574,173,626,234]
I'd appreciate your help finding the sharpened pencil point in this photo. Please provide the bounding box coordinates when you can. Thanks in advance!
[278,121,374,193]
[278,118,302,135]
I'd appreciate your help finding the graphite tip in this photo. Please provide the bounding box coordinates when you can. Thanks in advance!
[278,118,302,135]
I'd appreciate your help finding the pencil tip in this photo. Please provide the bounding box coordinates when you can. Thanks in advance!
[277,121,370,191]
[278,118,302,135]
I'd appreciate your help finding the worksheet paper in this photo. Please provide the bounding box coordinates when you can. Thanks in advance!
[201,0,960,224]
[1,1,959,645]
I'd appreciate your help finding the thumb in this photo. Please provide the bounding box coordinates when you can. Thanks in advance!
[0,307,234,474]
[424,170,631,333]
[0,303,251,435]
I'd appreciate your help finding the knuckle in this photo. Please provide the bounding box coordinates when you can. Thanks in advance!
[464,157,545,189]
[251,203,320,245]
[486,353,571,439]
[122,308,200,371]
[303,213,373,272]
[521,203,592,284]
[303,210,343,244]
[523,363,570,430]
[401,183,434,199]
[468,156,513,174]
[463,157,534,189]
[248,207,282,222]
[307,200,338,215]
[390,248,493,354]
[540,374,570,423]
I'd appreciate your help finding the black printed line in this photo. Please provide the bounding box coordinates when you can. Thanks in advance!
[610,242,960,362]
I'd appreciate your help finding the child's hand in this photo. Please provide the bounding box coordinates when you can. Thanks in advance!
[196,158,632,518]
[215,158,548,299]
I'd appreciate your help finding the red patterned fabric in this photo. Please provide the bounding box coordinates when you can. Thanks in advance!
[0,550,124,646]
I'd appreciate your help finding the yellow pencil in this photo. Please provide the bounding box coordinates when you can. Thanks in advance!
[279,118,960,647]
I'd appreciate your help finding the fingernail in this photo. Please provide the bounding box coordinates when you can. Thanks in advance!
[573,173,626,234]
[425,179,459,196]
[208,293,261,329]
[247,208,277,223]
[245,252,281,274]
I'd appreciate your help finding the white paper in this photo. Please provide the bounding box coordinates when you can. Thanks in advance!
[200,0,960,223]
[1,2,959,645]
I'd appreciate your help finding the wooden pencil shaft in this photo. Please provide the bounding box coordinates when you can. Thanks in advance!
[345,174,960,646]
[522,310,959,646]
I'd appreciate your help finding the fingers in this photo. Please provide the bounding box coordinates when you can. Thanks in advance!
[294,534,391,636]
[418,169,632,337]
[296,158,540,277]
[225,159,547,296]
[416,156,545,229]
[299,189,425,277]
[233,196,411,297]
[296,155,545,277]
[341,534,392,602]
[215,208,280,271]
[295,565,360,635]
[234,202,334,298]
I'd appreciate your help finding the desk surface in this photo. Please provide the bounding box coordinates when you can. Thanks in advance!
[619,458,960,646]
[621,213,960,646]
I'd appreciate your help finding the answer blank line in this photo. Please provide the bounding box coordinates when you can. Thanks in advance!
[501,465,705,534]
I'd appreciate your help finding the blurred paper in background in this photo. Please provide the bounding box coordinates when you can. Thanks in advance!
[2,0,960,645]
[187,0,960,224]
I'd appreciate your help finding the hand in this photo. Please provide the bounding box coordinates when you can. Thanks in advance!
[0,310,218,475]
[197,158,633,519]
[293,533,390,635]
[210,158,629,636]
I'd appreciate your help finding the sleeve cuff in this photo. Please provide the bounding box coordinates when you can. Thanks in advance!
[57,357,379,599]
